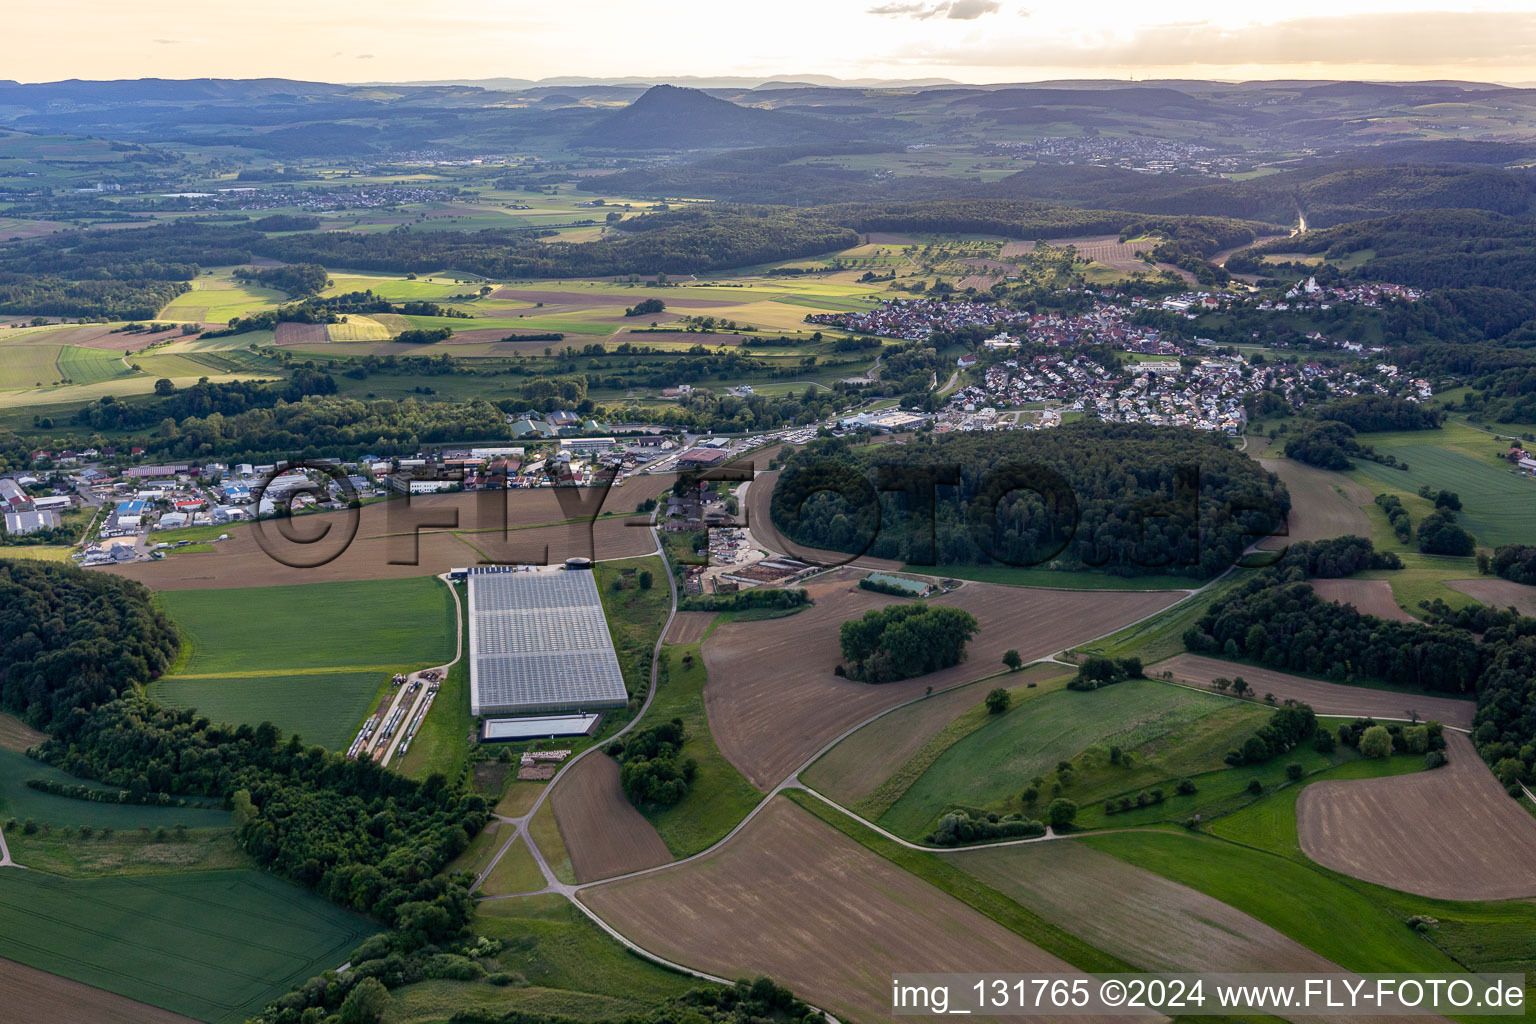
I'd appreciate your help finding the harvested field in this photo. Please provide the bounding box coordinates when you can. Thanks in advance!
[1309,578,1414,622]
[1258,457,1372,546]
[959,840,1342,973]
[0,958,196,1024]
[1448,577,1536,616]
[1298,732,1536,900]
[0,712,46,754]
[272,322,327,346]
[703,570,1181,789]
[551,754,672,883]
[1150,654,1475,729]
[491,287,736,309]
[583,798,1120,1024]
[102,487,665,590]
[863,231,916,244]
[664,611,715,645]
[956,842,1452,1024]
[804,664,1064,808]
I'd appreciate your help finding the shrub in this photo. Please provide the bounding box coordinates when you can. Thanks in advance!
[1424,750,1448,770]
[984,688,1011,715]
[1246,778,1263,795]
[1360,725,1392,759]
[1047,798,1078,829]
[1285,762,1305,781]
[1175,777,1197,796]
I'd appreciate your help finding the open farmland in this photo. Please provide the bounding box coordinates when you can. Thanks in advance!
[157,273,284,323]
[663,611,714,644]
[1257,456,1371,546]
[0,748,231,831]
[1309,577,1415,622]
[879,680,1231,838]
[550,754,673,883]
[105,485,666,590]
[701,571,1183,789]
[582,797,1135,1024]
[803,664,1066,809]
[1448,577,1536,616]
[0,868,375,1024]
[0,712,46,753]
[151,577,454,748]
[1348,430,1536,548]
[1297,731,1536,900]
[0,958,196,1024]
[1149,654,1476,728]
[957,840,1359,975]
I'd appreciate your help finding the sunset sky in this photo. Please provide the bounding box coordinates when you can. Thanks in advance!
[7,0,1535,86]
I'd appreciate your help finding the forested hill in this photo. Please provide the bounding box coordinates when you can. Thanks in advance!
[1245,209,1536,292]
[574,85,842,150]
[770,423,1288,579]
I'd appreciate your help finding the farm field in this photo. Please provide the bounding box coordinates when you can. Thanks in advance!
[0,868,376,1024]
[1256,455,1371,545]
[0,958,195,1024]
[157,272,285,323]
[110,483,669,591]
[1297,732,1536,900]
[0,712,46,753]
[1309,577,1416,622]
[700,569,1182,789]
[955,840,1360,976]
[1149,654,1476,728]
[633,645,762,855]
[152,578,454,748]
[0,748,231,831]
[803,665,1065,809]
[549,754,672,883]
[662,611,714,644]
[1448,577,1536,616]
[878,680,1233,838]
[1347,425,1536,548]
[581,797,1122,1024]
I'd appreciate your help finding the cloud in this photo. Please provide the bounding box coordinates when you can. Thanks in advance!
[868,0,1000,20]
[152,38,178,45]
[892,10,1536,68]
[355,53,375,59]
[946,0,1000,19]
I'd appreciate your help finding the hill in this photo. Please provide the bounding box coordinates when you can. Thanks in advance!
[574,85,840,151]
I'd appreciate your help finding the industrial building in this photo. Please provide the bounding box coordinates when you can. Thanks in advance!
[467,565,629,716]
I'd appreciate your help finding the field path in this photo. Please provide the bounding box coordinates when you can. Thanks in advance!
[0,821,14,868]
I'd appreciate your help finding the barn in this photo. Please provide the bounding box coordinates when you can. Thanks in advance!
[467,566,629,716]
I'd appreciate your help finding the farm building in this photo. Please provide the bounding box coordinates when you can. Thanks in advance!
[467,566,629,716]
[3,510,59,535]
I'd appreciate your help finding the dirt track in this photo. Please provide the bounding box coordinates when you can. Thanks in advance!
[1309,578,1413,622]
[1298,732,1536,900]
[703,571,1181,789]
[1150,654,1475,729]
[551,754,673,883]
[582,798,1141,1024]
[0,958,195,1024]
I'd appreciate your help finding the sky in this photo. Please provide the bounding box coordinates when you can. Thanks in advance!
[5,0,1535,86]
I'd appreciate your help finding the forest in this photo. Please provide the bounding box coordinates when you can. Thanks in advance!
[771,424,1288,578]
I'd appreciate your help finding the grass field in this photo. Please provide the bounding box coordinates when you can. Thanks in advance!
[7,827,250,877]
[158,272,285,323]
[528,800,574,886]
[479,837,546,897]
[55,345,128,385]
[153,578,455,749]
[0,711,46,753]
[0,748,231,831]
[878,680,1231,838]
[903,563,1204,590]
[638,645,762,856]
[0,868,376,1024]
[1348,423,1536,548]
